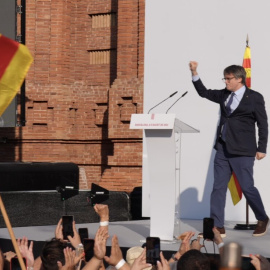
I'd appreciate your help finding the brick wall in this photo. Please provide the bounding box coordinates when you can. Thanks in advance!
[0,0,145,192]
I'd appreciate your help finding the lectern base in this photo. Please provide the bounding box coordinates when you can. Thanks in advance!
[234,223,256,230]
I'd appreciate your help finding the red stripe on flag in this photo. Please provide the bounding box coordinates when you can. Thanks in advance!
[232,172,242,199]
[0,35,19,79]
[242,58,251,68]
[246,78,251,88]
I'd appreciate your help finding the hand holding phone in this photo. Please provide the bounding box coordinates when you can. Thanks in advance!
[146,236,160,265]
[62,215,74,240]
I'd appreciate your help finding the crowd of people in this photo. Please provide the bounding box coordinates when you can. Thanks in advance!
[0,204,269,270]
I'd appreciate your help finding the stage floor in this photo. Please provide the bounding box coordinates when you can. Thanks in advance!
[0,219,269,258]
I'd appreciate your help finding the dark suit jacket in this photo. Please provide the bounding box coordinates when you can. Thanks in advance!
[193,79,268,156]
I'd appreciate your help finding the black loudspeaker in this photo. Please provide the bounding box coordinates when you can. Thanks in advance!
[0,191,130,228]
[88,183,109,206]
[0,162,79,192]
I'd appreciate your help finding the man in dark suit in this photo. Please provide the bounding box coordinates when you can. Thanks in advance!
[189,61,269,237]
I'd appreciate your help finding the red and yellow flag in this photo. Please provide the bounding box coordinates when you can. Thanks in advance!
[0,34,33,116]
[228,172,242,205]
[243,44,251,87]
[227,38,251,205]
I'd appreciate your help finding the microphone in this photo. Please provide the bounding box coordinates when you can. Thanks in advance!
[147,91,178,114]
[166,91,188,114]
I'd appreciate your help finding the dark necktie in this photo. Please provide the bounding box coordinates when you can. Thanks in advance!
[225,93,235,115]
[221,93,235,141]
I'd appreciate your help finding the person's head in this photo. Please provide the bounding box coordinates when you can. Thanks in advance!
[223,65,246,92]
[177,249,210,270]
[41,238,68,270]
[126,246,144,266]
[126,246,152,270]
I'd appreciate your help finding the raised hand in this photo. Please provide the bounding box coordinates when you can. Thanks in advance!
[189,61,198,76]
[67,221,82,248]
[55,218,64,240]
[57,247,76,270]
[17,237,34,268]
[94,227,109,260]
[104,235,124,267]
[156,251,170,270]
[94,204,109,222]
[178,231,195,256]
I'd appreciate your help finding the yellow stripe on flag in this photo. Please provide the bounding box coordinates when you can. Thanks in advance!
[243,46,251,88]
[0,35,33,116]
[228,173,242,205]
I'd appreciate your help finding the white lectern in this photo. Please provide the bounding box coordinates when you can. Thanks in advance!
[130,114,199,241]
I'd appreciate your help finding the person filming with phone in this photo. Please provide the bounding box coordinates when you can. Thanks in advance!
[189,61,269,238]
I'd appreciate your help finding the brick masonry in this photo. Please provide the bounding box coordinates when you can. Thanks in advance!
[0,0,145,192]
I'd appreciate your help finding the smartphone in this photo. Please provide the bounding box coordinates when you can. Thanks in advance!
[83,238,95,262]
[78,227,89,242]
[10,257,27,270]
[62,215,74,240]
[203,217,214,240]
[146,236,160,265]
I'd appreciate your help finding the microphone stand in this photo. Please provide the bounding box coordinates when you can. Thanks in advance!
[166,91,188,114]
[148,91,178,114]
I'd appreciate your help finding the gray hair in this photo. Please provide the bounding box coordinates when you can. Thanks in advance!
[223,65,246,85]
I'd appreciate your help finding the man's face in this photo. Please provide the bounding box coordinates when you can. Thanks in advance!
[223,73,243,92]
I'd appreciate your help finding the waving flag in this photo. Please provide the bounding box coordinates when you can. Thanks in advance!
[243,36,251,87]
[227,37,251,205]
[0,34,33,116]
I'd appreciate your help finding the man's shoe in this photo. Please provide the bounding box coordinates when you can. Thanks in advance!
[252,217,270,237]
[198,227,226,238]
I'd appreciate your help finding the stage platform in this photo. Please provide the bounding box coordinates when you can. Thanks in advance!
[0,218,269,259]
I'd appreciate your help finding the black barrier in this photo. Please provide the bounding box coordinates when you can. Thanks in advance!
[0,191,130,227]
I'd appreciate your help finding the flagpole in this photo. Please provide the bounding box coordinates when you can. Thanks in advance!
[0,195,27,270]
[234,35,256,231]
